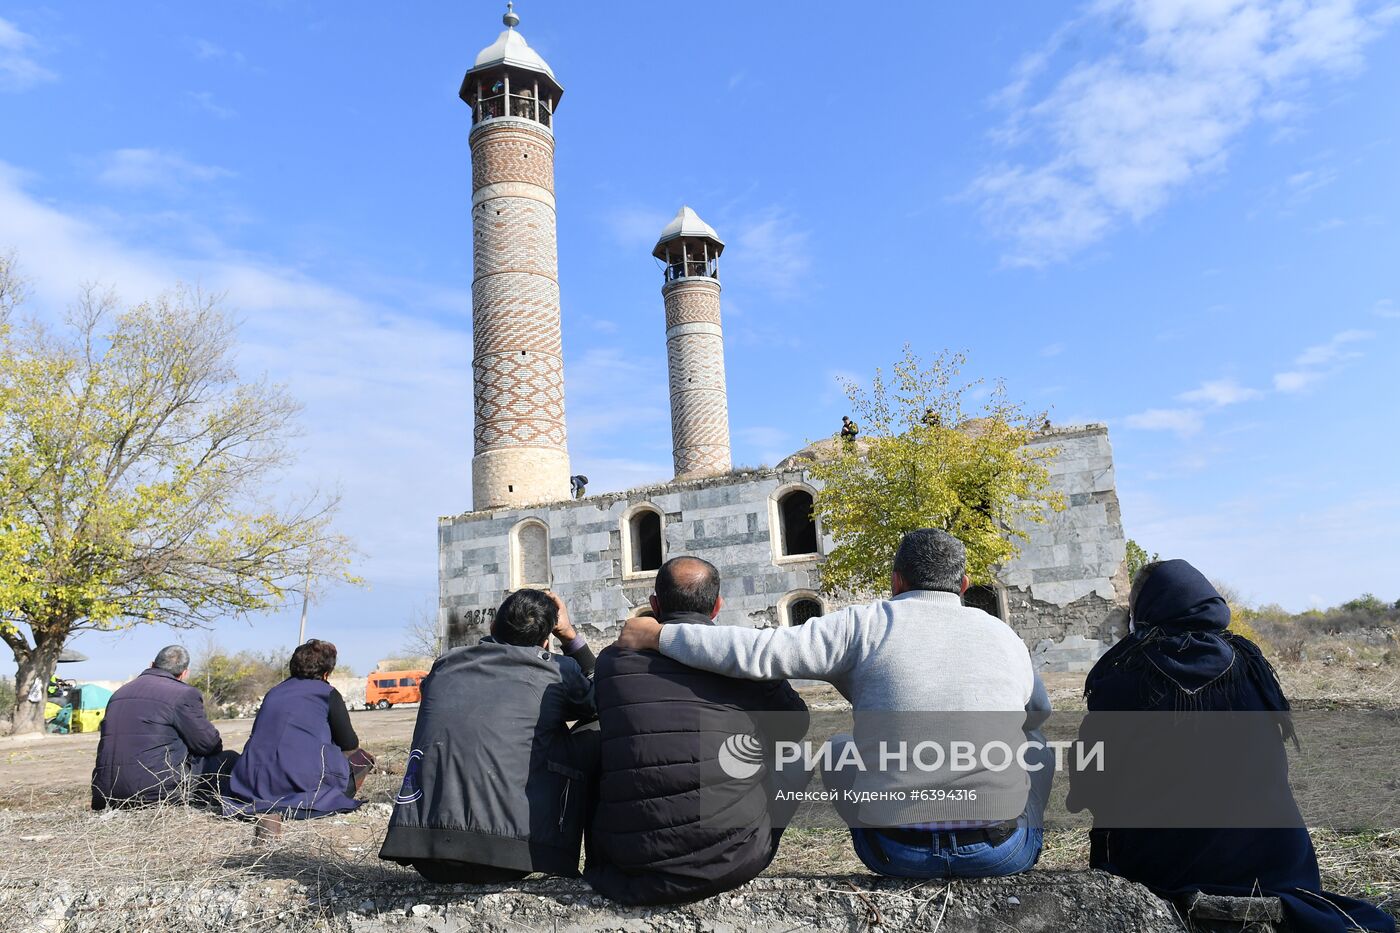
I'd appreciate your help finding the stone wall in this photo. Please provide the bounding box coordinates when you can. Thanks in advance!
[440,424,1129,651]
[440,469,832,647]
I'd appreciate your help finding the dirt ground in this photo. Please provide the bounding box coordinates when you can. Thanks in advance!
[0,707,420,804]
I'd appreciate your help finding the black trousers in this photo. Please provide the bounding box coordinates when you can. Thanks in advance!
[189,749,241,805]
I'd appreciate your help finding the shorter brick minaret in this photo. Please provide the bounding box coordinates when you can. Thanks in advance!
[654,207,732,480]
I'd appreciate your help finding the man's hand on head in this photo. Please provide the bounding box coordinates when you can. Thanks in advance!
[547,590,578,643]
[617,616,663,652]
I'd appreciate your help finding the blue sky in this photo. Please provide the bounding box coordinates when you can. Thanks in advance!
[2,1,1398,681]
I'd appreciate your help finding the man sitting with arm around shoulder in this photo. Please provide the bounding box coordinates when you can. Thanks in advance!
[618,529,1054,880]
[92,645,237,810]
[584,556,809,906]
[379,589,598,884]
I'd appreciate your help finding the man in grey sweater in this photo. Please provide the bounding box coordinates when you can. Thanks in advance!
[618,528,1054,880]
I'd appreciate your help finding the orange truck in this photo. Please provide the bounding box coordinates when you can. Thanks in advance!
[365,670,428,709]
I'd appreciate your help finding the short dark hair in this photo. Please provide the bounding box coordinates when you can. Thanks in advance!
[654,556,722,616]
[892,528,967,593]
[493,589,556,646]
[1129,560,1167,619]
[289,639,338,679]
[153,645,190,676]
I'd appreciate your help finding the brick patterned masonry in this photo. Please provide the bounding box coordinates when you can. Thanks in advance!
[664,278,732,479]
[441,425,1129,656]
[469,118,570,509]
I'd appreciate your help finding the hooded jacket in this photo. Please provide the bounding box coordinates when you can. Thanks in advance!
[378,638,597,876]
[91,667,223,809]
[584,611,809,906]
[1071,560,1394,933]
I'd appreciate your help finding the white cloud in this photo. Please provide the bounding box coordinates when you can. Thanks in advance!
[734,425,793,468]
[604,205,672,251]
[563,346,671,490]
[187,90,236,119]
[1040,341,1066,357]
[1177,378,1263,407]
[94,148,235,192]
[1285,165,1339,197]
[0,16,56,91]
[974,0,1394,266]
[1271,329,1372,392]
[0,160,471,588]
[1118,483,1400,611]
[729,208,811,299]
[1374,298,1399,319]
[187,36,247,67]
[1124,407,1205,436]
[1273,369,1322,392]
[1293,328,1372,366]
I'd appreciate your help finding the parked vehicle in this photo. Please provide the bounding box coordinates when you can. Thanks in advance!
[365,670,428,709]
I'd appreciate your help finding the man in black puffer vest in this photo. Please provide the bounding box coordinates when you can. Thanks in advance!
[584,557,809,905]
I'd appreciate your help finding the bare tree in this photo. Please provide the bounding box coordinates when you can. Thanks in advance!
[1,263,359,733]
[392,599,441,669]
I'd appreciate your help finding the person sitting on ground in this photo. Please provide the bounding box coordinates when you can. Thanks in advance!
[379,590,598,884]
[584,557,809,906]
[224,639,375,831]
[1069,559,1395,933]
[91,645,237,810]
[618,529,1054,881]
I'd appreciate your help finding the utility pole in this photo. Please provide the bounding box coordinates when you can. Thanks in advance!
[297,562,311,644]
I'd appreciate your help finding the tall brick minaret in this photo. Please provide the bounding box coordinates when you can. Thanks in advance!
[654,207,733,480]
[460,4,570,510]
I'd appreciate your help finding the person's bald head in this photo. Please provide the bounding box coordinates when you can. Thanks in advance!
[652,556,723,619]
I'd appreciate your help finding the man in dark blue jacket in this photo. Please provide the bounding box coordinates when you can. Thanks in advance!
[380,589,598,883]
[91,645,235,809]
[584,557,810,906]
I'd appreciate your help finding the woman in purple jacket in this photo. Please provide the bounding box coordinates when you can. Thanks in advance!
[225,640,374,835]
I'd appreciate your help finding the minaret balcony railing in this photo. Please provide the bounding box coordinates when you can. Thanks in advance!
[663,259,720,283]
[471,92,553,128]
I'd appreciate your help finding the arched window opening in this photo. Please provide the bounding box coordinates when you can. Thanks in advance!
[788,598,824,627]
[963,584,1003,620]
[511,520,550,590]
[777,489,818,557]
[628,509,663,574]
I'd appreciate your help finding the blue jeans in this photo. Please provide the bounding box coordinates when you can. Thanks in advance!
[824,730,1052,880]
[850,822,1044,879]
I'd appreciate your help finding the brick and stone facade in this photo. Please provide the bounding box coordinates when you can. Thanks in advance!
[469,116,571,510]
[442,14,1129,671]
[440,425,1130,660]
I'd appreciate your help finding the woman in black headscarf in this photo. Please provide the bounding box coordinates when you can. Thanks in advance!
[1070,559,1393,933]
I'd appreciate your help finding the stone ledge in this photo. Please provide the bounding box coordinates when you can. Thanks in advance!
[5,871,1196,933]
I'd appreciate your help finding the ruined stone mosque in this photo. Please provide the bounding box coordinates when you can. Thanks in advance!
[438,6,1130,669]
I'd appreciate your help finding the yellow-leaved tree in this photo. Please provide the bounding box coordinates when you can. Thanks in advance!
[808,346,1064,598]
[0,256,358,734]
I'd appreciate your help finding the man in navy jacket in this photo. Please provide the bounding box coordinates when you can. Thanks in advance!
[91,645,235,809]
